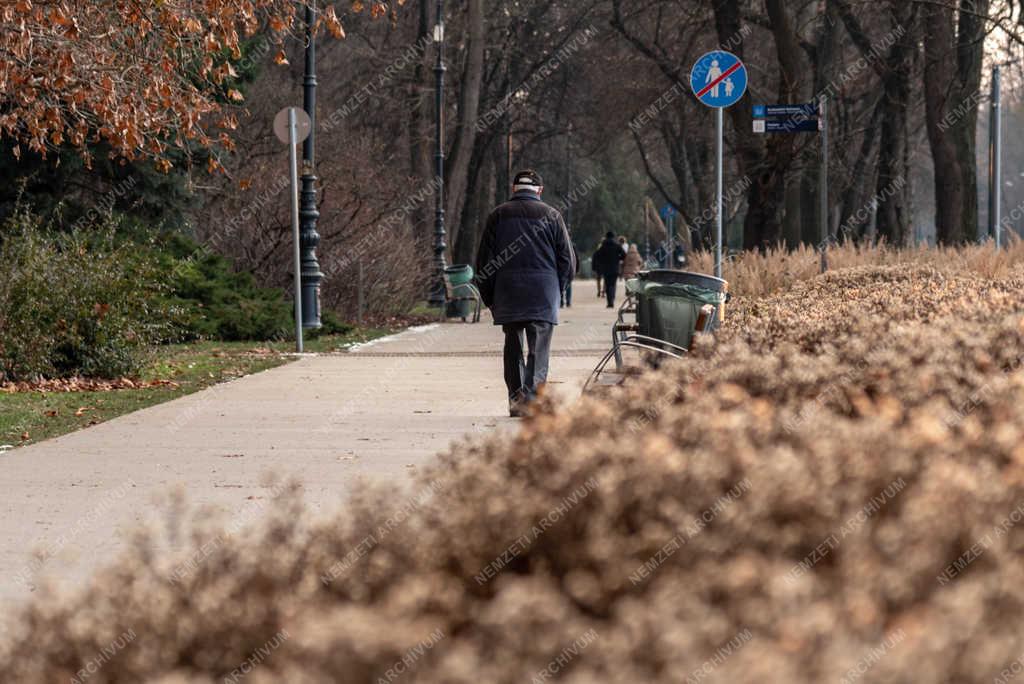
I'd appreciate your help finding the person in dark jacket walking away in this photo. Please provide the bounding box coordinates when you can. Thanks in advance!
[592,232,625,308]
[475,170,575,417]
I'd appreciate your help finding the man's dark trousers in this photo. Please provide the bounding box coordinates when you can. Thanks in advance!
[603,273,618,307]
[502,321,553,404]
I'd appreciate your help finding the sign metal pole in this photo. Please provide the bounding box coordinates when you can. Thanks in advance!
[993,66,1003,250]
[357,258,364,327]
[819,95,828,273]
[274,105,312,351]
[288,108,304,353]
[643,201,650,263]
[988,72,996,245]
[715,107,723,279]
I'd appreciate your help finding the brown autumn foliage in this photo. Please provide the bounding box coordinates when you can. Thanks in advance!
[0,0,397,169]
[3,256,1024,682]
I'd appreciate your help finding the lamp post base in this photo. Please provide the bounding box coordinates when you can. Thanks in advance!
[428,267,446,309]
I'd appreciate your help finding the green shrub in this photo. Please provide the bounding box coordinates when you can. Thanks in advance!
[0,213,175,382]
[158,234,294,342]
[308,309,355,338]
[0,215,355,383]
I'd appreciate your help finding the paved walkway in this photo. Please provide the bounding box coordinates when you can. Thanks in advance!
[0,293,615,620]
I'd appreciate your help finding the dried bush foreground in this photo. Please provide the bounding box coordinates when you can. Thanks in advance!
[4,264,1024,683]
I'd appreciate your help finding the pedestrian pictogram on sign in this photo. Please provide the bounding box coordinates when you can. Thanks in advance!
[690,51,747,109]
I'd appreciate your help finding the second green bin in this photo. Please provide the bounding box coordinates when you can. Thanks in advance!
[626,270,728,350]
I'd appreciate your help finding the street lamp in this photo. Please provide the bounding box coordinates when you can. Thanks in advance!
[428,0,448,308]
[299,0,324,328]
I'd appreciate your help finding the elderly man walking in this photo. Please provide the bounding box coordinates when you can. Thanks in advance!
[475,170,575,417]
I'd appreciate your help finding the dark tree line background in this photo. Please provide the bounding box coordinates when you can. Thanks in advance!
[4,0,1024,318]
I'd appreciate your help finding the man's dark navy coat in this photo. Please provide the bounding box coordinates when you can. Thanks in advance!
[475,191,575,325]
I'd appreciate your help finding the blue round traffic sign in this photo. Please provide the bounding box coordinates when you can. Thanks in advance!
[690,50,747,109]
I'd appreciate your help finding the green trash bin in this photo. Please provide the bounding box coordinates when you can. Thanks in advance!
[627,270,728,350]
[580,256,594,279]
[444,265,475,320]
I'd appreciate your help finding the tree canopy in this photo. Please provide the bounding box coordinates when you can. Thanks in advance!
[0,0,399,170]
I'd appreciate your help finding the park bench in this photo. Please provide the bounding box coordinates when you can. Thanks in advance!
[584,270,728,391]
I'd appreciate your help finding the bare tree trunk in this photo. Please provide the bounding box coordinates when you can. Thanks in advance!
[873,2,916,245]
[454,137,496,265]
[837,104,882,241]
[800,0,837,246]
[783,178,802,248]
[923,0,988,244]
[834,0,915,244]
[452,132,490,264]
[443,0,484,252]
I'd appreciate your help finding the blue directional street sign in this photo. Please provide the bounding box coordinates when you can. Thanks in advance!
[753,104,818,118]
[690,50,747,109]
[754,118,821,133]
[659,204,677,221]
[752,102,821,134]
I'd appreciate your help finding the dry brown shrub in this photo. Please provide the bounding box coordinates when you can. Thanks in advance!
[687,237,1024,296]
[4,261,1024,683]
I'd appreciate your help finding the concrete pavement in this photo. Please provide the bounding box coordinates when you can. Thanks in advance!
[0,293,615,620]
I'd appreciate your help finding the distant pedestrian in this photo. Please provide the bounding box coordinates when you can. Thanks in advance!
[623,243,643,280]
[593,240,605,298]
[476,170,575,417]
[673,239,688,269]
[618,235,628,256]
[561,243,580,308]
[592,231,625,308]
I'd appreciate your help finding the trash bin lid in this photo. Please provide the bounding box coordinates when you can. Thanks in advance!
[444,264,475,285]
[637,269,728,293]
[648,282,725,305]
[629,271,727,304]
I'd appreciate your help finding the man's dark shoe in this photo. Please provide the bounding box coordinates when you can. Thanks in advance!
[509,402,529,418]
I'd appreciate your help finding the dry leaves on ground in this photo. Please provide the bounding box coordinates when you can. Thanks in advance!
[0,377,179,394]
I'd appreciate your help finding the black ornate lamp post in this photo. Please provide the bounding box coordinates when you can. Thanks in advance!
[300,0,324,328]
[428,0,448,308]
